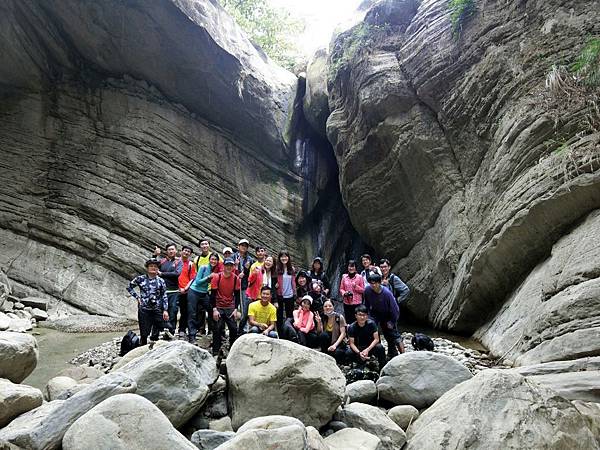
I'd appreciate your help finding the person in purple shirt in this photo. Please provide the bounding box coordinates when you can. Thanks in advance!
[363,273,405,359]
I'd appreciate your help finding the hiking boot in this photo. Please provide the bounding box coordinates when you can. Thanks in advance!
[148,340,156,350]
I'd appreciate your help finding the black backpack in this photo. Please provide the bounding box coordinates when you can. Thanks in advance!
[411,333,435,351]
[119,330,141,356]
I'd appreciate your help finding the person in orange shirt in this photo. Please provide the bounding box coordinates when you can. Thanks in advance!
[177,245,197,340]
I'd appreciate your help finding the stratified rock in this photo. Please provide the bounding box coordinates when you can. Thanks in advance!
[303,48,330,138]
[44,376,79,401]
[227,334,345,429]
[334,403,406,450]
[572,400,600,443]
[0,378,43,427]
[62,393,196,450]
[19,298,48,311]
[0,372,136,449]
[387,405,419,431]
[0,312,9,331]
[115,341,217,427]
[345,380,377,404]
[0,271,10,311]
[0,331,38,383]
[324,428,382,450]
[190,429,234,450]
[376,352,472,408]
[215,424,307,450]
[406,370,598,450]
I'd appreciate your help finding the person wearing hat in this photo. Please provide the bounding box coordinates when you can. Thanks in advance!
[126,259,169,346]
[233,239,255,333]
[283,295,316,346]
[309,257,330,297]
[210,257,241,356]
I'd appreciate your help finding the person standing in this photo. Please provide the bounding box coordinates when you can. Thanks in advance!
[309,257,330,297]
[156,243,182,337]
[295,270,311,302]
[126,259,169,346]
[339,260,365,324]
[248,286,278,338]
[187,253,220,343]
[360,254,382,286]
[210,258,241,356]
[379,259,410,306]
[346,305,387,369]
[234,239,255,333]
[276,250,296,334]
[177,245,196,340]
[363,273,404,358]
[246,255,276,302]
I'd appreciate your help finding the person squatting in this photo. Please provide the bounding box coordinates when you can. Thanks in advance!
[126,238,410,369]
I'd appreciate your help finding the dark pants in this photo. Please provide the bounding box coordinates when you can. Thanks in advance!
[343,303,359,325]
[212,308,238,356]
[318,332,347,364]
[249,326,278,338]
[178,292,188,334]
[378,322,403,358]
[165,292,180,334]
[346,343,387,369]
[276,296,295,334]
[282,318,316,347]
[138,308,163,346]
[187,289,211,340]
[237,291,252,333]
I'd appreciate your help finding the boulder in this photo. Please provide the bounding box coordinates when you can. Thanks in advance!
[115,340,218,427]
[215,424,307,450]
[323,428,382,450]
[0,331,38,383]
[58,365,105,383]
[30,308,48,321]
[190,429,234,450]
[208,416,233,433]
[227,334,345,429]
[376,351,472,408]
[526,371,600,403]
[19,297,48,311]
[306,426,328,450]
[62,393,196,450]
[44,376,79,401]
[201,391,228,418]
[334,403,406,450]
[387,405,419,430]
[110,340,168,371]
[345,380,377,404]
[0,378,43,427]
[572,400,600,442]
[303,48,330,137]
[406,370,598,449]
[0,312,9,331]
[0,372,136,449]
[237,415,304,433]
[5,317,32,333]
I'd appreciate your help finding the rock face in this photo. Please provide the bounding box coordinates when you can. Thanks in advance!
[406,370,598,450]
[0,378,43,427]
[0,0,353,319]
[376,351,472,408]
[303,48,330,138]
[226,334,345,430]
[0,331,38,383]
[62,393,196,450]
[115,340,218,427]
[327,0,600,350]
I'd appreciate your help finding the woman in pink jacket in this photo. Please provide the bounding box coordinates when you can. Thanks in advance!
[339,260,365,324]
[283,295,316,346]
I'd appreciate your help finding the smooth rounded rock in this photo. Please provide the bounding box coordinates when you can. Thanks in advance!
[0,378,43,427]
[190,429,234,450]
[377,351,472,408]
[44,376,79,401]
[216,424,307,450]
[324,428,382,450]
[62,393,196,450]
[387,405,419,430]
[0,331,38,383]
[237,415,304,433]
[345,380,377,404]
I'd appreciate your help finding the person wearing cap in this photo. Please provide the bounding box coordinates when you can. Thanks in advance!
[363,272,404,358]
[309,257,330,297]
[177,245,197,340]
[188,252,220,342]
[126,259,169,346]
[339,260,365,324]
[210,258,241,356]
[248,286,278,338]
[283,295,316,346]
[234,239,255,333]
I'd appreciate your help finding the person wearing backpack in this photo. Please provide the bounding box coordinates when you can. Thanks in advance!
[210,258,241,356]
[126,259,169,346]
[379,259,410,306]
[177,245,197,340]
[316,300,348,364]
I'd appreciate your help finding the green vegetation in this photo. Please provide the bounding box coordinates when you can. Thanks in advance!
[571,37,600,86]
[448,0,475,37]
[220,0,305,70]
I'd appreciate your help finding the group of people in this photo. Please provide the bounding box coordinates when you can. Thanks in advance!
[126,238,410,369]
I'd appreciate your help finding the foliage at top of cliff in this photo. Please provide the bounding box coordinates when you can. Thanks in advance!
[449,0,475,36]
[220,0,305,70]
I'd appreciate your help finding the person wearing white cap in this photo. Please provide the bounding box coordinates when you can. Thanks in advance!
[222,247,234,261]
[234,239,255,333]
[282,295,316,346]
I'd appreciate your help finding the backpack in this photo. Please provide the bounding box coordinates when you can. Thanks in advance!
[119,330,141,356]
[411,333,435,351]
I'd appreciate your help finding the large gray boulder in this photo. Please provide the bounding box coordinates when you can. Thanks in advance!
[0,331,38,383]
[44,376,79,401]
[190,430,235,450]
[376,351,472,408]
[334,403,406,450]
[214,424,307,450]
[62,393,196,450]
[227,334,345,430]
[324,428,382,450]
[0,378,43,427]
[115,340,218,427]
[0,371,136,449]
[406,370,598,450]
[344,380,377,404]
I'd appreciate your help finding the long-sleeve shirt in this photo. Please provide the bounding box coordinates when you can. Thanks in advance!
[339,273,365,305]
[178,259,197,290]
[363,284,399,324]
[293,308,315,333]
[190,264,213,294]
[127,275,168,311]
[158,257,183,292]
[384,273,410,304]
[210,272,241,309]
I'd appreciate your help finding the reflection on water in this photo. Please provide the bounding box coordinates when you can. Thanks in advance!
[24,328,124,390]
